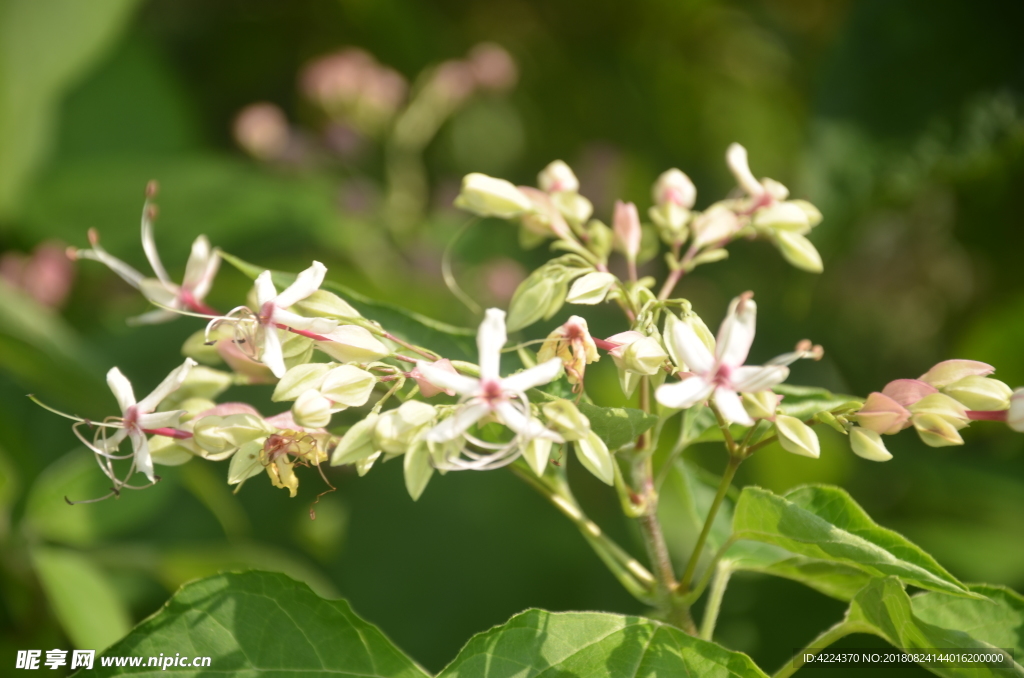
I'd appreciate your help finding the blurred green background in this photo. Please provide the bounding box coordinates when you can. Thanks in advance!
[1,0,1023,675]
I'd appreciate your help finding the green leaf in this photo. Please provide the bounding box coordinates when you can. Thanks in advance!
[843,578,1023,677]
[576,401,658,451]
[220,251,477,361]
[83,571,428,677]
[437,608,768,678]
[773,384,862,420]
[31,546,131,651]
[723,541,871,601]
[912,584,1024,661]
[732,484,977,598]
[0,0,140,217]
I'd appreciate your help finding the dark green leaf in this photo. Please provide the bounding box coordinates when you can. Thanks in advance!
[732,484,977,598]
[220,251,477,360]
[438,608,768,678]
[82,571,428,677]
[659,459,735,577]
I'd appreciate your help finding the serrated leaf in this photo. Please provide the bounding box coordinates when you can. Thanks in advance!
[82,571,428,677]
[842,578,1024,677]
[31,546,131,651]
[732,484,977,598]
[220,251,476,360]
[437,608,768,678]
[773,384,862,420]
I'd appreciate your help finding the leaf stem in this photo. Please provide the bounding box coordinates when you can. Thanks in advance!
[678,455,739,594]
[699,561,733,640]
[772,621,855,678]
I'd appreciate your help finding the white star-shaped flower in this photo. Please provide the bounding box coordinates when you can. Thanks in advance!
[655,293,789,426]
[416,308,563,443]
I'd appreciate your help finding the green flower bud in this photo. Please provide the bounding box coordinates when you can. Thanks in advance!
[507,265,575,332]
[912,412,964,447]
[742,390,779,420]
[919,359,994,388]
[649,203,691,244]
[788,200,822,228]
[775,414,820,458]
[227,439,266,485]
[148,435,195,466]
[292,390,333,428]
[373,401,437,454]
[753,202,811,233]
[321,365,376,408]
[942,375,1012,411]
[404,440,435,501]
[566,271,616,305]
[280,331,315,369]
[292,289,361,320]
[622,337,667,376]
[317,325,390,364]
[454,172,533,219]
[331,414,381,466]
[551,191,593,225]
[575,431,613,485]
[849,427,892,462]
[908,393,969,427]
[522,437,554,477]
[774,230,823,273]
[542,400,591,441]
[193,414,273,459]
[273,363,332,402]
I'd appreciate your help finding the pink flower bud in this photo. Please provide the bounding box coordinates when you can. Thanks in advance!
[881,378,938,408]
[411,359,459,397]
[855,392,911,435]
[918,359,995,388]
[613,201,642,261]
[233,103,290,160]
[467,43,518,92]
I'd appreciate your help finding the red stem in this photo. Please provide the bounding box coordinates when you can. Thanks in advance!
[967,410,1007,421]
[143,427,193,439]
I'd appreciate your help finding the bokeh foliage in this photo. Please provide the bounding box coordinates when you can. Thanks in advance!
[1,0,1023,674]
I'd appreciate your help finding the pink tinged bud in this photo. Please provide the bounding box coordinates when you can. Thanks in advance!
[613,201,642,260]
[653,169,696,209]
[412,359,459,397]
[881,378,938,408]
[538,160,579,194]
[233,103,290,160]
[919,359,995,388]
[1008,389,1024,432]
[849,427,892,462]
[856,392,912,435]
[467,43,518,92]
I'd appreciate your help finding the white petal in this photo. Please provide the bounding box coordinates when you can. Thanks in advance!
[254,270,278,308]
[669,320,715,374]
[275,261,327,309]
[726,143,764,197]
[131,430,156,482]
[426,402,491,442]
[416,361,479,396]
[141,208,171,285]
[494,401,560,440]
[271,308,338,335]
[138,410,183,430]
[714,388,753,426]
[477,308,507,380]
[183,236,220,299]
[655,376,714,409]
[76,244,145,289]
[136,358,197,413]
[106,367,137,413]
[261,327,287,378]
[730,365,789,393]
[716,296,756,368]
[501,359,563,393]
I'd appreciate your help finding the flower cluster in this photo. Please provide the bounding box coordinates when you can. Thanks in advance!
[40,144,1024,509]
